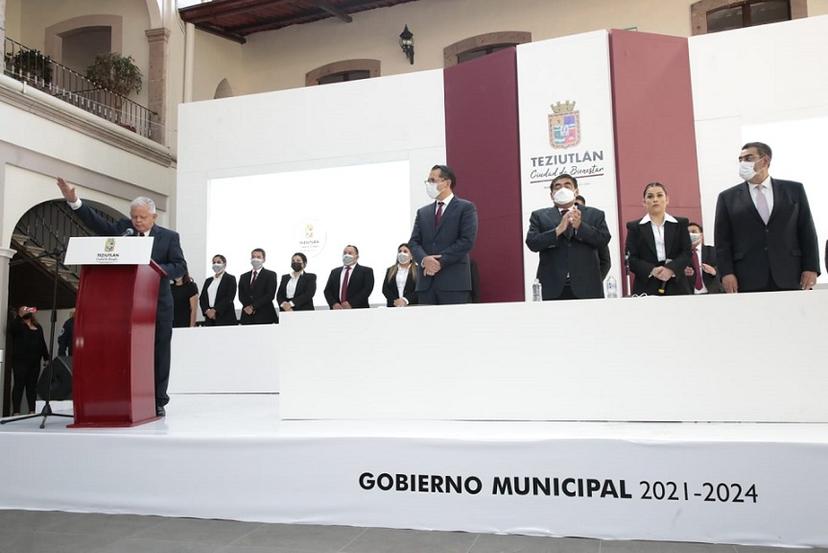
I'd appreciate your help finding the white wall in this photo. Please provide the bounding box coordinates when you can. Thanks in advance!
[690,15,828,280]
[177,70,446,296]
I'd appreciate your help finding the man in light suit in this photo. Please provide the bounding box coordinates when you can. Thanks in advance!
[714,142,820,293]
[409,165,479,305]
[527,174,611,300]
[323,245,374,309]
[56,178,186,417]
[238,248,279,324]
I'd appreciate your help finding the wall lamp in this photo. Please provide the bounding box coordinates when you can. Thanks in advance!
[399,25,414,65]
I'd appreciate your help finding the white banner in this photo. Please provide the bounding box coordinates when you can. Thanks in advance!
[517,31,621,299]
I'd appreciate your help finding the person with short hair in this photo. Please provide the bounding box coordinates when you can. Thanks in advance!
[382,243,418,307]
[57,310,75,357]
[625,182,692,296]
[171,271,199,328]
[324,245,375,309]
[9,306,49,415]
[714,142,820,293]
[238,248,279,324]
[409,164,478,305]
[277,252,317,311]
[526,174,611,300]
[200,254,239,326]
[684,222,722,294]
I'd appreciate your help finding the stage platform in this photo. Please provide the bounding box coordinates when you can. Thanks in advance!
[2,394,827,548]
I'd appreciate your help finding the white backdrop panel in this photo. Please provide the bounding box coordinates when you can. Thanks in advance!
[517,31,621,299]
[690,16,828,280]
[279,290,828,422]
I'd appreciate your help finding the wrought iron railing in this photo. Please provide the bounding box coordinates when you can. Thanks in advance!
[3,37,158,140]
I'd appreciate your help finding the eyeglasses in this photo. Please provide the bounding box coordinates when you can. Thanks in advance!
[424,178,443,185]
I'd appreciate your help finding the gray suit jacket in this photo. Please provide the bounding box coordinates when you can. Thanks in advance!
[409,196,478,292]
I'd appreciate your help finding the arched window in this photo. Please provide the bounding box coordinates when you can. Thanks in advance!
[691,0,806,35]
[45,15,124,66]
[306,59,380,86]
[214,78,234,99]
[444,32,532,67]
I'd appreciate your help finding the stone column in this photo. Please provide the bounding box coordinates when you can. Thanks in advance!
[0,0,7,72]
[0,247,16,416]
[145,28,170,145]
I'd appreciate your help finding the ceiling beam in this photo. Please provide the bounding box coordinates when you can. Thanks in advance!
[194,23,248,44]
[311,0,353,23]
[180,0,291,24]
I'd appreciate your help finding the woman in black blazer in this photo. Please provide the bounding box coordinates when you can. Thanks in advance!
[200,254,239,326]
[382,243,418,307]
[625,182,692,296]
[277,252,317,311]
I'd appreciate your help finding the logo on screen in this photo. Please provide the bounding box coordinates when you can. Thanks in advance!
[548,101,580,149]
[104,238,116,252]
[295,221,326,256]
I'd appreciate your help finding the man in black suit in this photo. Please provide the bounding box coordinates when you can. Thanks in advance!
[684,222,722,294]
[238,248,279,324]
[323,245,375,309]
[409,164,479,305]
[56,178,186,417]
[714,142,820,293]
[575,194,612,280]
[526,174,611,300]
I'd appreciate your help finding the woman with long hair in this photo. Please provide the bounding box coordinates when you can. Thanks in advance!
[382,243,418,307]
[199,254,239,326]
[9,306,49,415]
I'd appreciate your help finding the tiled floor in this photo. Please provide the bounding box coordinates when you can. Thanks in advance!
[0,510,824,553]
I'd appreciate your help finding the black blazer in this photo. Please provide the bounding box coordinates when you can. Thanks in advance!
[324,264,375,309]
[238,268,279,324]
[686,245,723,294]
[277,273,317,311]
[409,196,478,292]
[525,205,611,299]
[625,216,692,296]
[199,273,238,326]
[73,202,187,322]
[382,266,418,307]
[714,179,820,291]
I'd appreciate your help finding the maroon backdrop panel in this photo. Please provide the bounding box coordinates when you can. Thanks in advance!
[609,30,702,295]
[443,48,524,303]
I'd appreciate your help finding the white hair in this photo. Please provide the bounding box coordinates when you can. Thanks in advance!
[130,196,157,214]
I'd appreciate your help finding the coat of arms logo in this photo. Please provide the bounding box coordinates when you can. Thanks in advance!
[104,238,116,252]
[548,101,580,149]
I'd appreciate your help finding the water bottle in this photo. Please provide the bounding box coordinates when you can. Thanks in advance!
[532,279,543,302]
[606,275,618,298]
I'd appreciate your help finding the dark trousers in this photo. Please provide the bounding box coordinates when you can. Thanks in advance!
[12,359,40,413]
[155,318,172,407]
[417,289,471,305]
[549,285,577,301]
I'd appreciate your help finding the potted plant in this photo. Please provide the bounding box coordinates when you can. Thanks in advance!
[8,49,53,88]
[86,53,143,128]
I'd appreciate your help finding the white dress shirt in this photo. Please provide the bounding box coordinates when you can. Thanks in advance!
[395,265,410,304]
[286,271,303,304]
[206,272,223,307]
[639,212,678,262]
[749,175,774,215]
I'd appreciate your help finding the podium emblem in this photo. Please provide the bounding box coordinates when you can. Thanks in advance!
[548,101,580,149]
[104,238,116,252]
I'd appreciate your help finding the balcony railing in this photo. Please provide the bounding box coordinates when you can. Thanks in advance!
[3,37,158,140]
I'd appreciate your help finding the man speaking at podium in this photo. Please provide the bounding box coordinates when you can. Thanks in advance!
[57,178,187,417]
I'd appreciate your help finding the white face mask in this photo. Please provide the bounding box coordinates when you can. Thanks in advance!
[343,254,355,266]
[397,252,411,264]
[212,263,225,274]
[426,181,440,199]
[250,258,264,270]
[689,233,702,244]
[739,160,757,182]
[552,187,576,206]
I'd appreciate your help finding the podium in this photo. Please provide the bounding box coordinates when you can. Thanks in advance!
[64,236,164,427]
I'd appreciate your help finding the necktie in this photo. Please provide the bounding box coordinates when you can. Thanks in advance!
[340,265,351,303]
[435,202,445,226]
[691,248,703,290]
[139,232,145,237]
[251,271,258,286]
[755,185,770,224]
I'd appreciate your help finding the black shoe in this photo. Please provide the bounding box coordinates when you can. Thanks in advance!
[156,405,166,417]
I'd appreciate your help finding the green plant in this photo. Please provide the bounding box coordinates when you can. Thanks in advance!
[85,52,142,96]
[8,49,53,85]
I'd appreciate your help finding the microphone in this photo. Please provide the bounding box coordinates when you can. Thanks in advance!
[121,228,135,237]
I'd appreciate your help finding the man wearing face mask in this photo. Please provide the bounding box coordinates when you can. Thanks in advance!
[324,245,375,309]
[526,174,611,300]
[409,164,479,305]
[714,142,820,293]
[683,223,722,294]
[56,178,186,417]
[238,248,279,324]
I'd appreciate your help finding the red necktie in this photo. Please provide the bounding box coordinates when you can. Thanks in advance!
[340,265,351,303]
[435,202,445,226]
[251,271,258,286]
[691,249,703,290]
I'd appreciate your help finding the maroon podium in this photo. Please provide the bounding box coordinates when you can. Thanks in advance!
[64,236,164,427]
